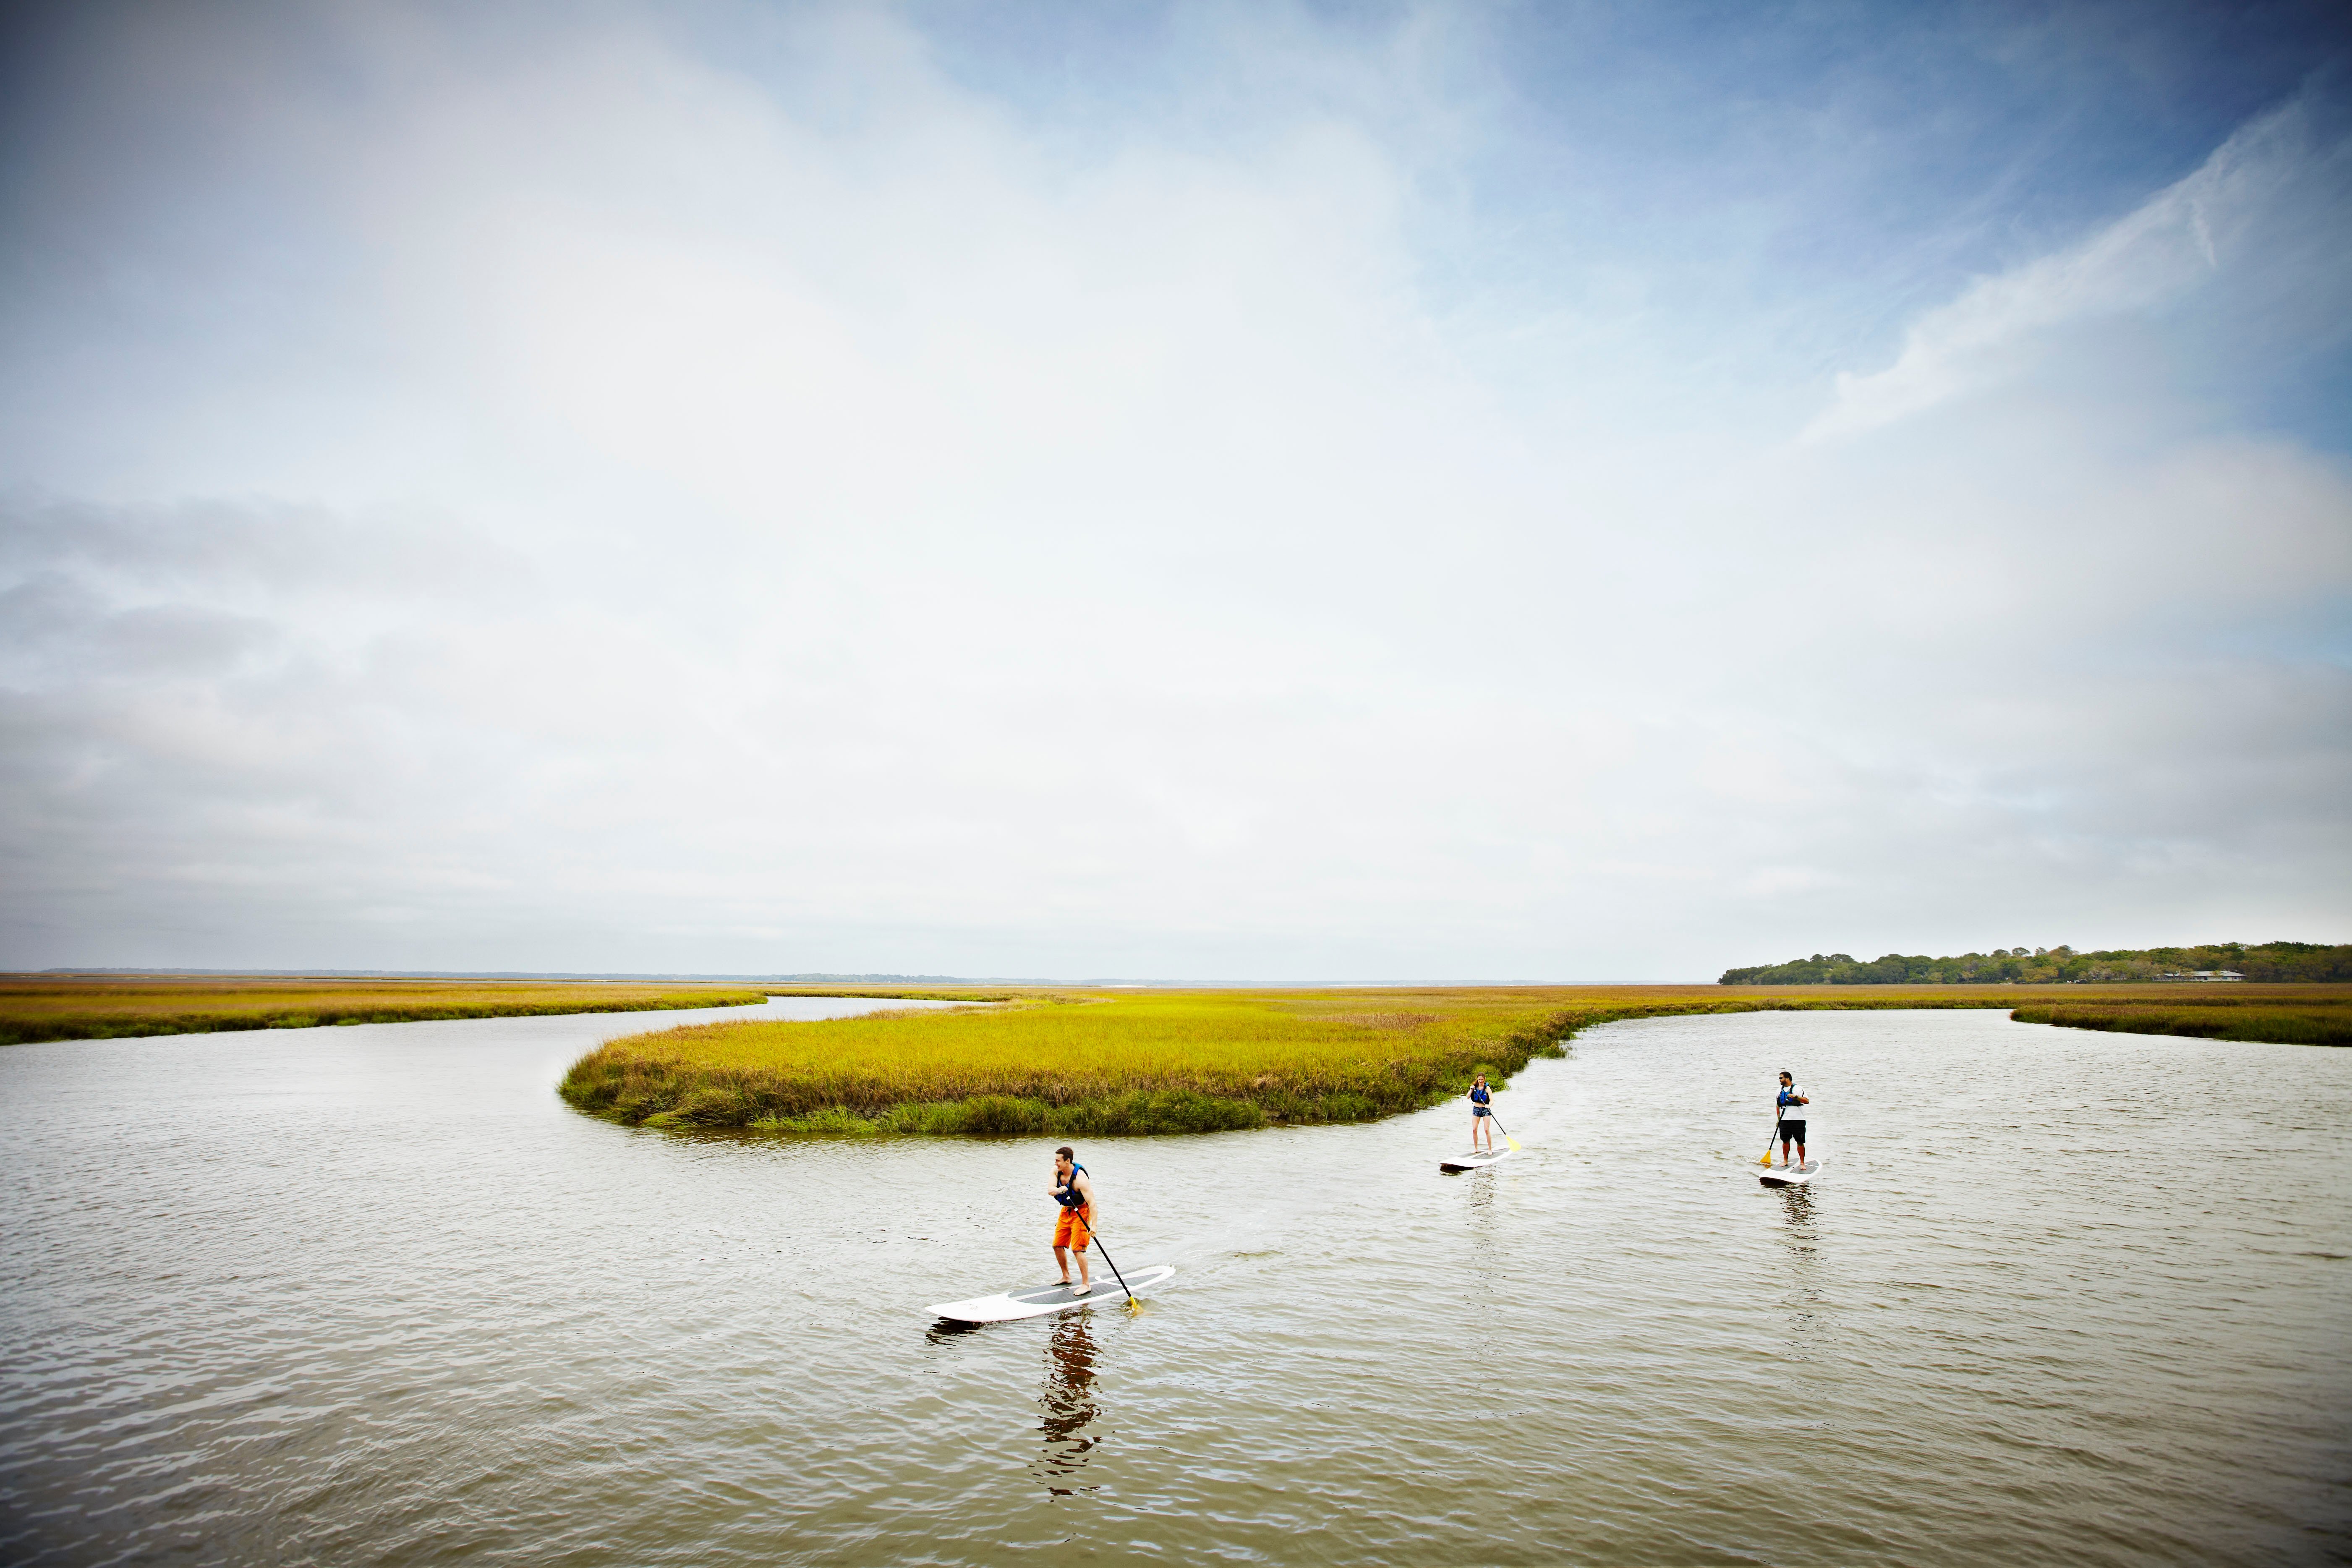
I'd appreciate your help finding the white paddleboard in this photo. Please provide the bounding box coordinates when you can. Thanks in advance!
[930,1263,1176,1325]
[1759,1159,1824,1188]
[1440,1147,1514,1173]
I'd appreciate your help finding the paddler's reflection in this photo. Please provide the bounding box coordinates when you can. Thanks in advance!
[1032,1315,1102,1494]
[1775,1184,1830,1331]
[1778,1182,1817,1236]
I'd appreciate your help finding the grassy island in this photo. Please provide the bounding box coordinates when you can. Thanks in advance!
[0,974,777,1046]
[562,983,2156,1136]
[2009,991,2352,1046]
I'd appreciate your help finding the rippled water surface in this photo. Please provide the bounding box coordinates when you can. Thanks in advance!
[3,1002,2348,1565]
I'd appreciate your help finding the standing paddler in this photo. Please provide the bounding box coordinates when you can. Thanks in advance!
[1468,1074,1496,1152]
[1774,1071,1811,1168]
[1051,1145,1098,1295]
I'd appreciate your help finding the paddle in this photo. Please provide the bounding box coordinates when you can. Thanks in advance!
[1063,1172,1142,1314]
[1081,1221,1142,1313]
[1759,1105,1784,1166]
[1487,1109,1523,1153]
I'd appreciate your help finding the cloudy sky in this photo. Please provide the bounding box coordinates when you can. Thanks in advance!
[2,1,2347,980]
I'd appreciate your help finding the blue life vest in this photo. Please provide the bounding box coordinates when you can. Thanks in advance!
[1055,1163,1089,1209]
[1470,1085,1490,1107]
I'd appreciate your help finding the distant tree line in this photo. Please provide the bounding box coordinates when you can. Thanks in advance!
[1718,941,2352,986]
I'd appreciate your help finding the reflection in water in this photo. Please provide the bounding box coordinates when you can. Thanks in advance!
[1033,1316,1102,1494]
[1463,1173,1498,1214]
[1775,1185,1833,1339]
[1460,1171,1510,1409]
[1777,1184,1817,1247]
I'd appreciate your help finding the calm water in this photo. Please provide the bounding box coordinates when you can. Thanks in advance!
[2,1003,2347,1565]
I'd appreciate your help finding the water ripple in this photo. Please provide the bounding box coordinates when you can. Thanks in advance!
[2,1004,2347,1563]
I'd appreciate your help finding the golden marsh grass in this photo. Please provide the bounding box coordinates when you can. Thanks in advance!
[0,975,777,1046]
[562,983,2207,1136]
[2010,990,2352,1046]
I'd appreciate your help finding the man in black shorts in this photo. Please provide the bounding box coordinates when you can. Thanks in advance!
[1775,1071,1810,1168]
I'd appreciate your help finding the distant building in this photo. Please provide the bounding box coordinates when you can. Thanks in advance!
[2158,970,2245,982]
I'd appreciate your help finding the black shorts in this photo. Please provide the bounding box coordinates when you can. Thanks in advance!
[1779,1121,1806,1142]
[1472,1106,1491,1117]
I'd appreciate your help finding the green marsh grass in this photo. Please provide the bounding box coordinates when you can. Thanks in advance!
[561,983,2180,1136]
[0,975,781,1046]
[2008,990,2352,1047]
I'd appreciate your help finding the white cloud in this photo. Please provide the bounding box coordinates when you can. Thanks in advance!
[1805,95,2341,441]
[0,4,2346,977]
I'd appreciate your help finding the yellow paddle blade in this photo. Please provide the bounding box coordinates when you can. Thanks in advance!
[1759,1152,1773,1165]
[1505,1133,1522,1151]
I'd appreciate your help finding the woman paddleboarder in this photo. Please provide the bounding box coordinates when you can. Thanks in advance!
[1468,1074,1496,1152]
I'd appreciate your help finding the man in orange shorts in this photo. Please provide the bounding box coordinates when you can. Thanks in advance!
[1051,1145,1097,1294]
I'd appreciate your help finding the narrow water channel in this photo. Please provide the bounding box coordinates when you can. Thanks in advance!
[2,1002,2346,1564]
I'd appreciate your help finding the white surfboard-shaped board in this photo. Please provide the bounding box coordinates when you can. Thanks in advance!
[1759,1159,1824,1188]
[930,1263,1176,1325]
[1440,1147,1515,1173]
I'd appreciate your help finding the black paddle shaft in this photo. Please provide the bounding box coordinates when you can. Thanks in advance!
[1064,1171,1134,1302]
[1089,1231,1135,1302]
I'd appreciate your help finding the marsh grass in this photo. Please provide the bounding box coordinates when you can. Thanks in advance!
[564,990,1550,1133]
[0,976,781,1045]
[562,983,2186,1136]
[2009,993,2352,1047]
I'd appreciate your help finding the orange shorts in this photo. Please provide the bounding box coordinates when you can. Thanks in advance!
[1053,1205,1092,1251]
